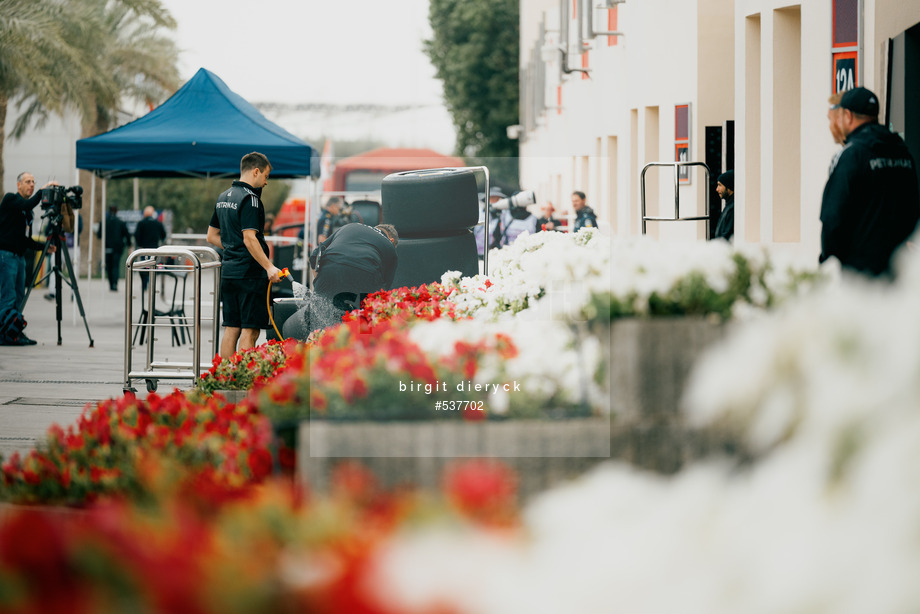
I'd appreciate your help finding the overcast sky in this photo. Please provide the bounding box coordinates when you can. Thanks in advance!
[157,0,445,107]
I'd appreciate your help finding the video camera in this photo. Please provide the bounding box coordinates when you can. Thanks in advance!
[40,185,83,232]
[41,185,84,211]
[491,190,536,220]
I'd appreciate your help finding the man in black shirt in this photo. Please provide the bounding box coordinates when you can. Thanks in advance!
[135,206,167,249]
[134,206,167,292]
[820,87,920,277]
[207,152,282,358]
[0,172,56,345]
[311,223,399,311]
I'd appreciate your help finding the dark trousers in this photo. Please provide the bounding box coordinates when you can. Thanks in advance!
[104,248,122,290]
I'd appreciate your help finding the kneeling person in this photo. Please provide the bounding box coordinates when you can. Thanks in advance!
[207,152,282,358]
[311,223,399,311]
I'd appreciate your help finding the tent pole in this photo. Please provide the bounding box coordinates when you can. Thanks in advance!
[133,177,140,211]
[87,174,96,285]
[101,178,107,297]
[306,177,319,289]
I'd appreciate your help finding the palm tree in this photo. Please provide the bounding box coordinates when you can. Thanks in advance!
[0,0,85,184]
[3,0,180,273]
[2,0,178,179]
[8,0,179,140]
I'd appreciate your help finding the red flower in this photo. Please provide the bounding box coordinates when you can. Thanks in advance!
[442,459,518,526]
[247,448,274,481]
[330,461,378,502]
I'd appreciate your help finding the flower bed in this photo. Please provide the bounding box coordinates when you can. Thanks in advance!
[444,230,826,325]
[5,227,872,613]
[0,391,273,507]
[196,338,300,395]
[0,460,519,613]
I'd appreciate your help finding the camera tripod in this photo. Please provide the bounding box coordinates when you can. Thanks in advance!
[20,226,94,347]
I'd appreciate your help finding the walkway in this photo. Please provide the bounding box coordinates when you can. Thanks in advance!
[0,273,220,461]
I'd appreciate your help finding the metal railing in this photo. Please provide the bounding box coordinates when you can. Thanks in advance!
[640,161,712,239]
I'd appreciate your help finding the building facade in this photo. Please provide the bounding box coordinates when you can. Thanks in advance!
[517,0,920,257]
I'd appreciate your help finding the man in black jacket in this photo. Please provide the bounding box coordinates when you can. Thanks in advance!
[134,206,167,292]
[820,87,920,277]
[97,206,131,291]
[0,172,56,345]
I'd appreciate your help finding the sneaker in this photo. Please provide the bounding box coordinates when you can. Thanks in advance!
[44,293,55,301]
[3,335,36,346]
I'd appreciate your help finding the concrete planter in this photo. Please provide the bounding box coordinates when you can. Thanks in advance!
[289,316,731,499]
[212,389,248,404]
[298,418,610,499]
[607,317,727,418]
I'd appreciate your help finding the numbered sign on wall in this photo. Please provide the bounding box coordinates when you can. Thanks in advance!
[675,104,691,185]
[832,0,859,93]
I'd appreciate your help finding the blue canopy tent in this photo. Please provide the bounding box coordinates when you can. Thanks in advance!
[76,67,318,178]
[75,68,319,284]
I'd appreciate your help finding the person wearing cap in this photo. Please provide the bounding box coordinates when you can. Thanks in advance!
[713,170,734,241]
[820,86,920,277]
[571,191,598,232]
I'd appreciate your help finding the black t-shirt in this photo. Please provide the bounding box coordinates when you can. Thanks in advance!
[209,181,269,279]
[0,191,44,255]
[317,223,398,289]
[135,217,166,249]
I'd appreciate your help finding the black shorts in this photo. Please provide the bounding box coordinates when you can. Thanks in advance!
[220,277,269,329]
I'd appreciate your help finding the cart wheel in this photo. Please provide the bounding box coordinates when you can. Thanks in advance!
[145,379,157,393]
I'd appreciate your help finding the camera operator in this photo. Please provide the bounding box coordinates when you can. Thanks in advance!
[0,172,57,345]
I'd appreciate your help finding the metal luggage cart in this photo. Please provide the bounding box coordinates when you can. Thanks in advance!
[123,246,221,394]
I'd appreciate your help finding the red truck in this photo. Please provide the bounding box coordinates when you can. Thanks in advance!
[273,147,465,237]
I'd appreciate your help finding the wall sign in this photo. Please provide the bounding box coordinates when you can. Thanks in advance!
[832,0,860,93]
[833,51,858,93]
[675,104,691,184]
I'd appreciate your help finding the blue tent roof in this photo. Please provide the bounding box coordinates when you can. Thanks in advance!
[76,68,317,179]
